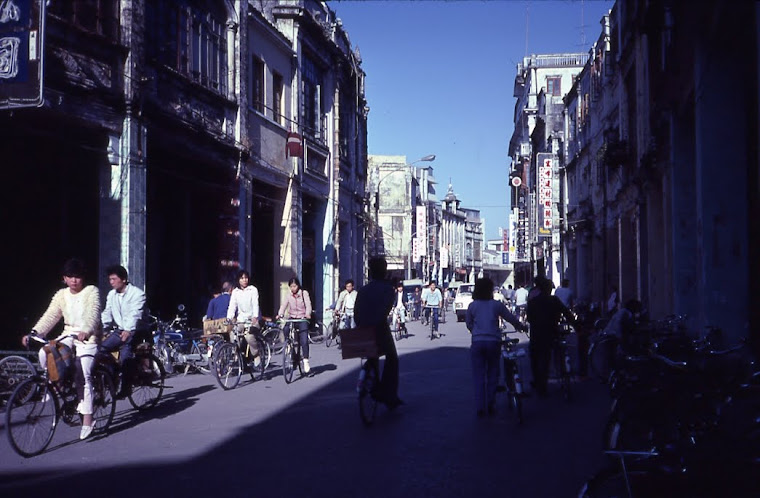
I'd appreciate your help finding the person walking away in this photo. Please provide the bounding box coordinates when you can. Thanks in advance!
[412,287,422,321]
[354,257,403,409]
[22,258,102,439]
[553,279,575,309]
[525,277,576,397]
[334,279,358,330]
[423,281,444,337]
[393,282,409,335]
[226,270,262,366]
[276,277,313,375]
[100,265,149,399]
[466,278,524,416]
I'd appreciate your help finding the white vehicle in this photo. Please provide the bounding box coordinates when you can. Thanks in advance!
[454,283,475,322]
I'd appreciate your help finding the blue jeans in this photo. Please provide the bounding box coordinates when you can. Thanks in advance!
[471,340,501,411]
[431,307,440,332]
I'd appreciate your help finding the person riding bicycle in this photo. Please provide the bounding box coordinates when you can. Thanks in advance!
[276,277,313,375]
[100,264,149,399]
[514,284,529,323]
[226,269,262,365]
[392,282,409,335]
[525,276,576,397]
[334,279,357,330]
[22,258,102,440]
[354,257,403,409]
[422,280,444,337]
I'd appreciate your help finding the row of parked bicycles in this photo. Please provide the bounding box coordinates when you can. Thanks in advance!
[578,315,760,497]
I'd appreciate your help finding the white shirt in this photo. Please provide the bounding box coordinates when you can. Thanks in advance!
[102,283,147,332]
[227,285,260,322]
[515,287,529,306]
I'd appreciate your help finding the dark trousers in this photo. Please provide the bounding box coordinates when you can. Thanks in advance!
[367,329,399,403]
[101,332,136,393]
[471,340,501,411]
[529,342,552,395]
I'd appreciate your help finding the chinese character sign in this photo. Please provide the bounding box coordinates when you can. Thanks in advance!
[440,246,448,269]
[416,205,427,256]
[0,0,45,109]
[536,153,555,237]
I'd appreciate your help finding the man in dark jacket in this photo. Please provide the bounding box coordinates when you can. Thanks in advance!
[526,276,576,396]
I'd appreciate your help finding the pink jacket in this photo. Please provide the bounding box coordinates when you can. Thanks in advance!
[278,289,312,319]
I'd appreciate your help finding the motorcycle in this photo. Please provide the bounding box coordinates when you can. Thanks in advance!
[152,305,218,375]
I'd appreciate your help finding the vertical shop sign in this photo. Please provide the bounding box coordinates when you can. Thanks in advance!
[0,0,45,109]
[536,153,555,238]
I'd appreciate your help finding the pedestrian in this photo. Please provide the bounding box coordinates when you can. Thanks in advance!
[466,278,524,416]
[354,257,403,409]
[412,287,422,321]
[526,277,576,397]
[553,279,575,308]
[22,258,101,439]
[277,277,313,375]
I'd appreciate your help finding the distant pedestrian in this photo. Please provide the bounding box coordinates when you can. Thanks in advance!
[553,279,575,308]
[466,278,524,416]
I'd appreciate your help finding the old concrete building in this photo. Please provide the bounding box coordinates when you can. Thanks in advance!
[1,0,367,337]
[558,0,759,345]
[508,53,588,287]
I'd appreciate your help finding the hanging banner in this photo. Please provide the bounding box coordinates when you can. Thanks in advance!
[440,246,449,269]
[416,206,427,256]
[536,153,555,238]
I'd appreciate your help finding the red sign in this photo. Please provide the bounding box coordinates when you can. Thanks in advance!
[511,176,522,188]
[286,132,303,158]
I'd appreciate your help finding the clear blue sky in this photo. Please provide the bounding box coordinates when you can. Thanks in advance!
[329,0,614,239]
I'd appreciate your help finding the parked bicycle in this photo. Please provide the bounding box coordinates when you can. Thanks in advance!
[5,334,116,457]
[0,354,37,408]
[213,320,272,390]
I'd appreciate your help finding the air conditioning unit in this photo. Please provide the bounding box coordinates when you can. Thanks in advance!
[520,143,531,157]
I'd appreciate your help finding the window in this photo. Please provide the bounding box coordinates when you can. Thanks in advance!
[49,0,119,39]
[147,1,228,96]
[302,55,324,141]
[272,72,283,124]
[546,76,561,96]
[252,58,264,113]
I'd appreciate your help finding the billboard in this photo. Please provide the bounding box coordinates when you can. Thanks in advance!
[0,0,45,109]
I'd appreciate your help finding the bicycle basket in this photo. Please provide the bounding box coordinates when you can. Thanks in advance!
[339,326,383,360]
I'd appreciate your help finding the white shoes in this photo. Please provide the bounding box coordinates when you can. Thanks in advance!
[253,356,261,368]
[302,358,310,374]
[80,421,96,440]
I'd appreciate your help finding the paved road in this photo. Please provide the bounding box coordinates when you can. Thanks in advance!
[0,314,610,497]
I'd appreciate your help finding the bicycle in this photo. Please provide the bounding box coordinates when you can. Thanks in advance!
[307,318,328,345]
[391,308,407,342]
[356,358,380,426]
[260,317,285,355]
[0,354,37,408]
[553,326,574,401]
[213,321,272,390]
[6,334,116,457]
[501,334,527,424]
[424,305,442,340]
[281,318,310,384]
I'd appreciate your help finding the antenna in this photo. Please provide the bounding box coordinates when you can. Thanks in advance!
[524,3,530,58]
[580,0,587,49]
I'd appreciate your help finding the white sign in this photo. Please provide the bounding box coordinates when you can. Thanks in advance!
[440,246,449,269]
[416,206,427,256]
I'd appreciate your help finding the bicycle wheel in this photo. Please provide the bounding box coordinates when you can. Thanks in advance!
[128,353,165,410]
[282,340,295,384]
[214,343,243,390]
[325,322,335,348]
[307,323,325,344]
[394,320,402,342]
[264,327,285,355]
[6,377,58,457]
[252,339,271,381]
[91,367,116,434]
[589,336,618,383]
[511,392,523,424]
[155,343,174,375]
[0,356,37,398]
[358,362,379,426]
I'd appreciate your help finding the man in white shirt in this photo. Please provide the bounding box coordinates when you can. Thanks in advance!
[100,265,148,398]
[334,279,358,329]
[422,280,444,337]
[514,284,529,322]
[393,282,408,335]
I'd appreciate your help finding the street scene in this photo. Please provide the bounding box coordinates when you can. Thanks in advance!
[0,0,758,496]
[0,317,610,498]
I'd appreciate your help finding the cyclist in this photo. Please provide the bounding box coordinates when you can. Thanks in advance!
[276,277,313,374]
[100,264,149,399]
[514,283,529,323]
[392,282,408,335]
[420,283,431,325]
[354,257,403,409]
[226,269,262,365]
[22,258,102,440]
[334,279,357,330]
[422,280,444,338]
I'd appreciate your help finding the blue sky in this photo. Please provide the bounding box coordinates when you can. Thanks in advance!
[329,0,614,239]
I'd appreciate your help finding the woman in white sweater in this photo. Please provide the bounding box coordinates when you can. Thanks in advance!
[23,259,101,439]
